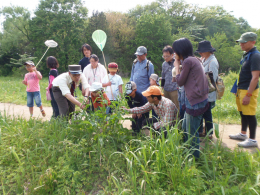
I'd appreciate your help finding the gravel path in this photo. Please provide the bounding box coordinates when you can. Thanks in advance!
[1,102,259,153]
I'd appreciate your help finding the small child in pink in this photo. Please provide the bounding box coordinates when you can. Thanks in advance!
[22,61,46,117]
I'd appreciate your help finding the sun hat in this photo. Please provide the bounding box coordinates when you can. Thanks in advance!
[125,81,137,95]
[89,82,103,92]
[150,74,160,85]
[108,62,118,72]
[24,61,35,66]
[196,41,216,53]
[134,46,147,55]
[236,32,257,43]
[68,65,82,74]
[142,86,164,97]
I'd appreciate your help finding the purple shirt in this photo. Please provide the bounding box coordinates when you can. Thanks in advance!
[176,56,208,106]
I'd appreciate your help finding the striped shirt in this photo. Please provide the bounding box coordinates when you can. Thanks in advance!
[130,96,178,129]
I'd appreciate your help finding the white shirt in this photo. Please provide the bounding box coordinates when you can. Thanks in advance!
[82,63,107,86]
[102,74,123,100]
[52,72,89,96]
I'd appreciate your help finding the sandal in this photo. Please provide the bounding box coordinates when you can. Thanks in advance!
[41,110,46,117]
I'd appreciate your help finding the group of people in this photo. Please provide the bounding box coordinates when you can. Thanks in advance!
[22,31,260,158]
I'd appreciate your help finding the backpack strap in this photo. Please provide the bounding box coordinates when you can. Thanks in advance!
[240,50,260,65]
[133,58,150,73]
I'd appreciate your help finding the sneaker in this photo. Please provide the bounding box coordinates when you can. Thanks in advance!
[237,139,258,148]
[229,133,248,140]
[41,110,46,117]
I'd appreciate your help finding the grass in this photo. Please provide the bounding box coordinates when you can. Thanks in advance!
[0,72,259,124]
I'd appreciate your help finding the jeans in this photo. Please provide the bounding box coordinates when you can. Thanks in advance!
[27,91,42,107]
[182,112,202,158]
[198,102,213,135]
[50,88,59,118]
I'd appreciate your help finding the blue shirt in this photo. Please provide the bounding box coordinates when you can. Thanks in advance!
[130,58,154,92]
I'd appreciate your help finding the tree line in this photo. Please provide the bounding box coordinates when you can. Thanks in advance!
[0,0,260,77]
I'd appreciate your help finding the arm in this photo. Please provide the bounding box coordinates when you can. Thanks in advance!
[130,64,134,81]
[175,59,190,87]
[65,93,85,109]
[127,102,152,115]
[22,74,27,85]
[48,75,55,89]
[119,85,123,97]
[242,70,260,105]
[148,62,154,78]
[161,63,165,89]
[32,67,42,80]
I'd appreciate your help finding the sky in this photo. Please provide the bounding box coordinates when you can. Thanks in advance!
[0,0,259,29]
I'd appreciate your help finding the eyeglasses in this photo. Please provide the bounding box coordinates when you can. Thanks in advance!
[162,55,171,59]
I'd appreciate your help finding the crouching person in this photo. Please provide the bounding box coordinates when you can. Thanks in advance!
[52,65,89,118]
[125,81,149,135]
[122,86,178,136]
[89,82,111,111]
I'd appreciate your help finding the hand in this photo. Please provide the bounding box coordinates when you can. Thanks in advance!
[137,114,142,119]
[32,66,37,72]
[22,80,26,85]
[172,77,176,82]
[79,103,86,110]
[242,96,251,105]
[106,81,112,87]
[84,97,89,104]
[174,59,181,68]
[132,114,137,119]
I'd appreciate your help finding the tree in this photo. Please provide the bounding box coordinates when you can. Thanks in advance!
[29,0,88,75]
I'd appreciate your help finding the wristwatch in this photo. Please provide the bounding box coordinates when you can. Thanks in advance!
[246,92,252,97]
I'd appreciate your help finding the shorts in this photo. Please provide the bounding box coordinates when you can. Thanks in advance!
[236,88,259,115]
[27,91,42,107]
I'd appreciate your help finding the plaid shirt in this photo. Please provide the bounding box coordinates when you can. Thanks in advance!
[130,97,178,129]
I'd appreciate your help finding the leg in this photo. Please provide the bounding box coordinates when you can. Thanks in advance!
[27,92,34,116]
[29,107,33,116]
[34,91,45,117]
[52,87,69,117]
[203,102,213,135]
[50,88,59,117]
[247,115,257,139]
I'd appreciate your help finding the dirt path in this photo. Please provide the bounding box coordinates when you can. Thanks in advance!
[1,102,259,153]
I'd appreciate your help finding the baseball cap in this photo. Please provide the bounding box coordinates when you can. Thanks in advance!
[142,86,163,97]
[24,61,35,66]
[89,82,103,92]
[108,62,118,72]
[125,81,137,95]
[134,46,147,55]
[68,65,82,74]
[236,32,257,43]
[150,74,160,85]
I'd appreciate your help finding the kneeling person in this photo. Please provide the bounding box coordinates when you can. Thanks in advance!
[125,81,149,134]
[123,86,178,135]
[52,65,89,117]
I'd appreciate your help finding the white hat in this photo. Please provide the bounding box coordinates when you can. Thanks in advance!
[89,82,103,92]
[150,74,160,85]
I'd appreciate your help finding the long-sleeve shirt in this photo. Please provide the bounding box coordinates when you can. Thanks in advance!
[79,57,90,72]
[91,92,111,109]
[161,60,177,91]
[129,96,178,130]
[130,58,154,92]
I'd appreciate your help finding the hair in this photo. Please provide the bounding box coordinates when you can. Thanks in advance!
[81,43,92,56]
[46,56,59,68]
[90,54,99,62]
[172,38,193,60]
[162,45,174,54]
[151,95,162,100]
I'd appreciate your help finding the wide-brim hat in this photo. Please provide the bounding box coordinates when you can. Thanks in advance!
[24,61,35,66]
[125,81,137,95]
[196,41,216,53]
[69,65,82,74]
[89,82,103,92]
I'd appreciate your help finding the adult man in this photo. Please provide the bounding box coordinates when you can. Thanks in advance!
[52,65,90,117]
[122,86,178,134]
[161,45,179,110]
[229,32,260,147]
[79,43,92,71]
[130,46,154,93]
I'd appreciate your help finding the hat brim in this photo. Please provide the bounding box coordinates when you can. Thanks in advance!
[24,63,35,66]
[195,48,216,53]
[142,91,152,97]
[69,71,82,74]
[125,89,133,95]
[135,52,145,55]
[236,39,247,43]
[90,87,103,92]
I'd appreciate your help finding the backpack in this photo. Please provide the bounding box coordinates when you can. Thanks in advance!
[216,73,225,100]
[132,58,150,73]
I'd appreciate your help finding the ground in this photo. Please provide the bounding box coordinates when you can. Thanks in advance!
[0,102,259,153]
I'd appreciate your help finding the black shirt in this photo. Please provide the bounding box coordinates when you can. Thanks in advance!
[79,57,90,71]
[238,47,260,90]
[49,69,58,83]
[126,91,148,109]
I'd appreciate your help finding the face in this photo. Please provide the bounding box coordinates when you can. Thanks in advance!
[150,78,157,86]
[92,90,101,97]
[162,52,174,62]
[90,58,98,67]
[199,52,211,59]
[146,96,155,104]
[136,53,147,62]
[240,41,255,52]
[25,65,33,72]
[127,89,136,97]
[83,47,91,58]
[174,53,181,60]
[69,73,81,83]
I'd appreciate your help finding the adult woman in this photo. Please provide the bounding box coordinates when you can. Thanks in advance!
[173,38,209,158]
[79,43,92,72]
[196,41,219,139]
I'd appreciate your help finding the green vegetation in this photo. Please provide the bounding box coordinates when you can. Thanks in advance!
[0,101,260,194]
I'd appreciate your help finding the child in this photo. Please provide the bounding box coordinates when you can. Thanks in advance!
[125,81,149,135]
[46,56,59,118]
[22,61,46,117]
[102,62,123,101]
[89,82,111,111]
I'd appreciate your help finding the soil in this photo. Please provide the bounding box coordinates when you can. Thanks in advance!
[1,102,259,153]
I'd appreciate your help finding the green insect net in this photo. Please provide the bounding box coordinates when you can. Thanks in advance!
[92,30,107,51]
